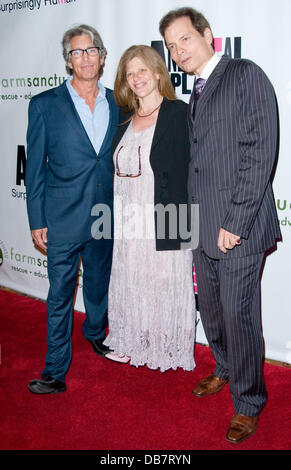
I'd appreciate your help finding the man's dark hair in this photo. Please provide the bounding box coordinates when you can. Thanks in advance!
[159,7,212,39]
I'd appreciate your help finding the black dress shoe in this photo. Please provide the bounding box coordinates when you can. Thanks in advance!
[90,338,112,357]
[28,376,67,394]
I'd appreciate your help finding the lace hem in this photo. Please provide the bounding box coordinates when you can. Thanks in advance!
[104,326,196,372]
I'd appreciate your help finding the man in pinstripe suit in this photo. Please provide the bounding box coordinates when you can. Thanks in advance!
[160,7,281,443]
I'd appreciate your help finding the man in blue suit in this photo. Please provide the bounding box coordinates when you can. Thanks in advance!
[160,8,281,443]
[26,25,119,394]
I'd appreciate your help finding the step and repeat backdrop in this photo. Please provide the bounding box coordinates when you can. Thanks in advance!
[0,0,290,363]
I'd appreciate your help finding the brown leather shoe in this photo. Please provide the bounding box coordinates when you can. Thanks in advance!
[192,374,228,397]
[226,413,259,444]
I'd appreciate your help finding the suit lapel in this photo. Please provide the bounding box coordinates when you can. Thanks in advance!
[188,89,195,130]
[53,82,97,154]
[150,98,174,152]
[111,118,131,156]
[190,55,231,124]
[54,82,118,157]
[98,88,116,156]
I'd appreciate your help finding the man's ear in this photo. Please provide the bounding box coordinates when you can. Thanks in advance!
[66,60,73,71]
[203,27,213,46]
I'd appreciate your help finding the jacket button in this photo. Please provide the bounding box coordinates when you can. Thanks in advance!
[194,168,199,173]
[193,138,198,143]
[97,157,101,161]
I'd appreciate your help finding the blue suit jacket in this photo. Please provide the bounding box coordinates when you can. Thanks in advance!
[26,81,119,243]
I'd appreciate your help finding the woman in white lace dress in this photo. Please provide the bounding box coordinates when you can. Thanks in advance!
[104,45,196,372]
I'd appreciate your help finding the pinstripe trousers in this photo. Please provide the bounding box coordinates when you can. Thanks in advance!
[193,247,267,416]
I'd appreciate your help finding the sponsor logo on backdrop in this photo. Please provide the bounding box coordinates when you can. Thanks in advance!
[12,145,26,201]
[0,241,9,267]
[277,199,291,228]
[213,36,241,58]
[9,145,26,203]
[9,245,48,278]
[0,241,83,288]
[1,243,48,280]
[151,36,242,96]
[0,74,66,102]
[0,0,77,14]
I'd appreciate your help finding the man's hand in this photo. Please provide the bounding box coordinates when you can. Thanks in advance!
[31,228,48,252]
[217,228,241,254]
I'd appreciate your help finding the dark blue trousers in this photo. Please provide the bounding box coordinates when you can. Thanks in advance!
[42,237,113,382]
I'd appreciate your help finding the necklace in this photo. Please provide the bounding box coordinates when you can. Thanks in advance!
[137,101,162,118]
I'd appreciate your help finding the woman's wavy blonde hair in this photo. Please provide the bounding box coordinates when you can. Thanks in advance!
[114,45,176,114]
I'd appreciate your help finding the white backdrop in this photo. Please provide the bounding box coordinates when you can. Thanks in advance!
[0,0,290,364]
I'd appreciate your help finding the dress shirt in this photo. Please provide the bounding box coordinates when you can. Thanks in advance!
[198,52,222,82]
[66,76,109,155]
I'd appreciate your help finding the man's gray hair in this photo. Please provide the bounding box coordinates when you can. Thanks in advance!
[62,24,107,76]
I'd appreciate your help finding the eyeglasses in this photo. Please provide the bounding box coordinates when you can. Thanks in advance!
[69,47,100,59]
[116,145,141,177]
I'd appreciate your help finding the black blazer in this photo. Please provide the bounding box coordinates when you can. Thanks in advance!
[111,98,190,250]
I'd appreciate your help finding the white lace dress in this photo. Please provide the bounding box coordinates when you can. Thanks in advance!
[104,121,196,372]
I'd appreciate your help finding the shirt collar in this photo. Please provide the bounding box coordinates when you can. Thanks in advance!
[198,52,222,81]
[66,75,106,100]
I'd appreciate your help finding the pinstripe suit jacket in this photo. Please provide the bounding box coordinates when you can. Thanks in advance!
[188,55,281,259]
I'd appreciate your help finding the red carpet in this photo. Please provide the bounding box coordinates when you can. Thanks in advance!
[0,288,290,451]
